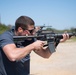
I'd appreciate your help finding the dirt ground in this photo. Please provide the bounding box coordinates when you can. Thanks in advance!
[30,41,76,75]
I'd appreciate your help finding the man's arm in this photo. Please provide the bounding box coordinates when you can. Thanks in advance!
[33,46,51,58]
[2,40,45,61]
[33,33,69,58]
[3,43,34,61]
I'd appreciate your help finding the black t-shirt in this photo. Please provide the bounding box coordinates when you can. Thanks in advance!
[0,30,34,75]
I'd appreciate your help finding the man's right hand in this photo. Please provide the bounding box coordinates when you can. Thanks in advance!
[32,40,45,50]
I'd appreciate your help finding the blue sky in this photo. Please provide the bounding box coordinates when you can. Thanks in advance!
[0,0,76,30]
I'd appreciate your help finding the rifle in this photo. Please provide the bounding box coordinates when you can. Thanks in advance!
[13,31,76,53]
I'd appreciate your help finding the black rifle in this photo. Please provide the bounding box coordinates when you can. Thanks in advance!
[13,32,76,53]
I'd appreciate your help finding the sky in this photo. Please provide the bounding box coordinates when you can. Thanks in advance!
[0,0,76,30]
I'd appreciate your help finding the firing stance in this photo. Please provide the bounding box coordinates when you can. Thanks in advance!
[0,16,69,75]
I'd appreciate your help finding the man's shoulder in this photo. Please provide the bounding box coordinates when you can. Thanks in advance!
[0,30,13,40]
[1,30,13,36]
[0,30,14,48]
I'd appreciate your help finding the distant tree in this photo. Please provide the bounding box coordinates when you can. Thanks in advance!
[7,24,12,29]
[70,27,76,32]
[0,23,9,34]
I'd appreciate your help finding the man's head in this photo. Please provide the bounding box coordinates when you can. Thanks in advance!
[15,16,35,36]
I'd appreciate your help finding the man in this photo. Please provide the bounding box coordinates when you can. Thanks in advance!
[0,16,69,75]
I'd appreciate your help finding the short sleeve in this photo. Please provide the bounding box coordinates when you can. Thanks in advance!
[0,31,14,48]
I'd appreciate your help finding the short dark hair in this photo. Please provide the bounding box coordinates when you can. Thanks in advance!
[15,16,35,31]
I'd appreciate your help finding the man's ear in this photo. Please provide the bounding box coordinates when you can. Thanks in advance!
[18,27,23,32]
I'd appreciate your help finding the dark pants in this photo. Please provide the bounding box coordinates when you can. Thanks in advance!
[16,60,30,75]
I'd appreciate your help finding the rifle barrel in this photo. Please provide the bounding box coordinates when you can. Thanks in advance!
[13,35,44,41]
[13,32,76,41]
